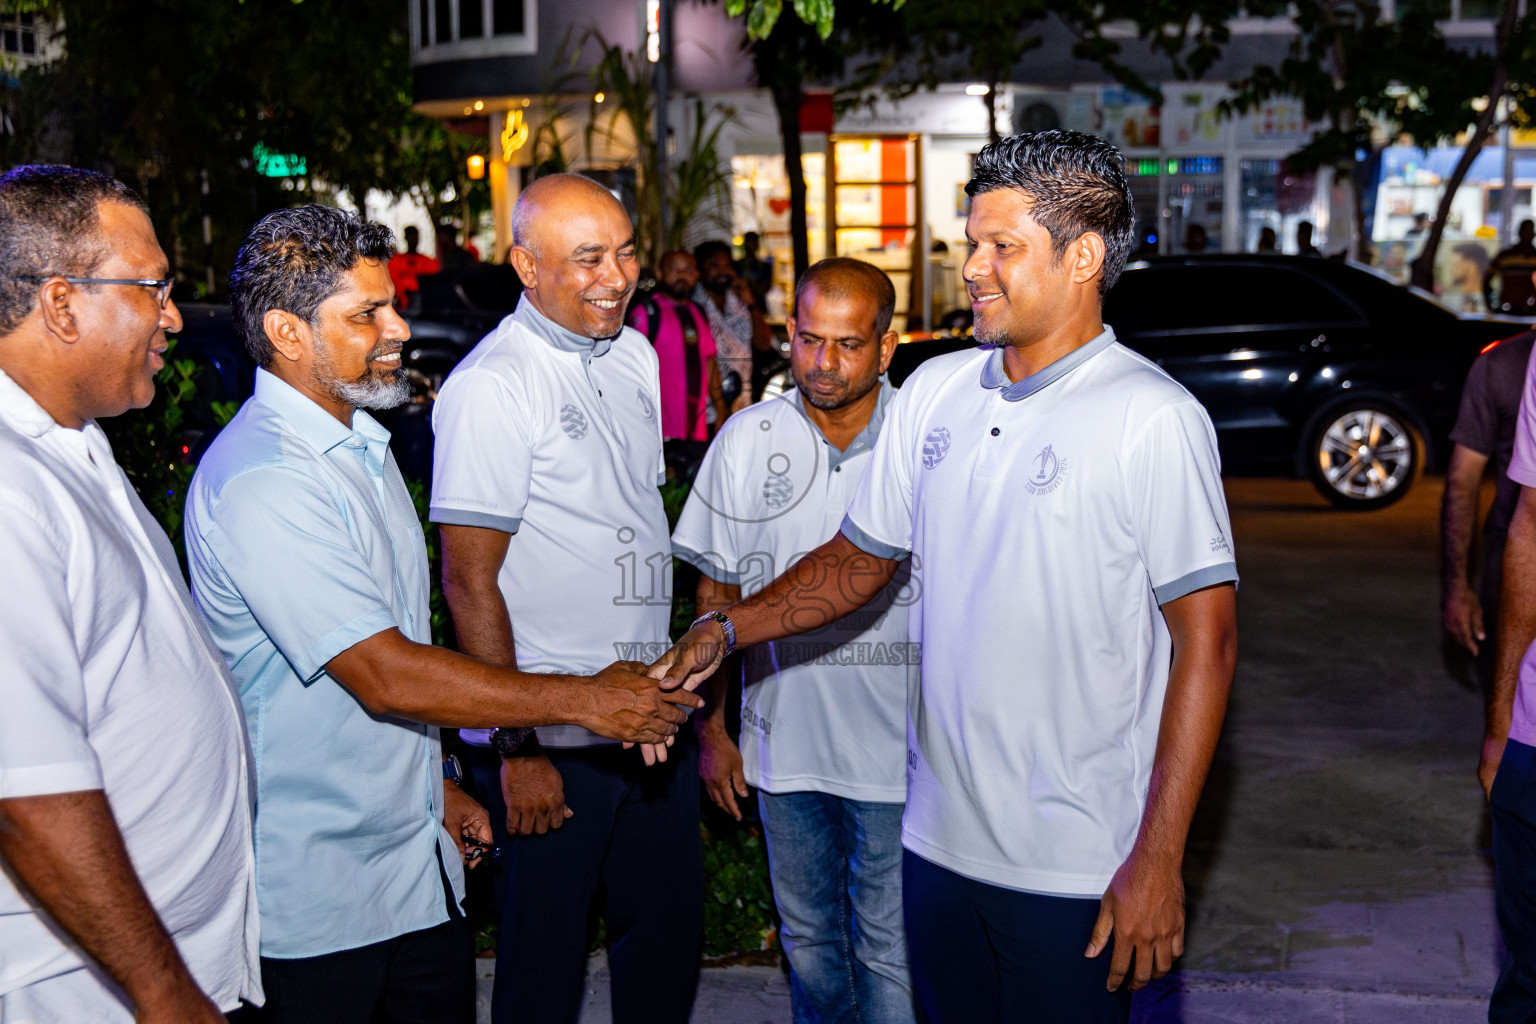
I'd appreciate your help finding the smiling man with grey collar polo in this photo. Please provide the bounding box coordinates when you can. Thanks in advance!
[430,174,702,1024]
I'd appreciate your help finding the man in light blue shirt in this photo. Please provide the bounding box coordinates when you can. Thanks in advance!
[185,206,699,1024]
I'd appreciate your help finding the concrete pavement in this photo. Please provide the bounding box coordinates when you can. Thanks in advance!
[476,476,1502,1023]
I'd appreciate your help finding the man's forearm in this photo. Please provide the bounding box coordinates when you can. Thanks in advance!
[0,791,207,1014]
[696,575,741,733]
[1442,445,1489,594]
[723,532,899,647]
[443,576,517,670]
[327,630,599,728]
[1491,492,1536,740]
[1134,586,1238,866]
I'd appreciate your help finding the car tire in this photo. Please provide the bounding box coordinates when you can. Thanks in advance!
[1303,399,1424,510]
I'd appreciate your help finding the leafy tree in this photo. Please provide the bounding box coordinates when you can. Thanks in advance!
[1224,0,1481,264]
[0,0,487,294]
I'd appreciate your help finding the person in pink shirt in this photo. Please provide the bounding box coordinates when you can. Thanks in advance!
[629,251,727,480]
[1485,339,1536,1020]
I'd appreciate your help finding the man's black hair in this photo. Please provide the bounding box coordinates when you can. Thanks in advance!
[229,205,395,367]
[965,130,1135,296]
[793,257,897,337]
[693,239,732,268]
[0,165,149,335]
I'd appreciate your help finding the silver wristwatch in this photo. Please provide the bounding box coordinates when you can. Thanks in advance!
[690,609,737,657]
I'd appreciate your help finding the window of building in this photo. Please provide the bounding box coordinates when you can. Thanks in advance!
[412,0,535,57]
[0,13,37,56]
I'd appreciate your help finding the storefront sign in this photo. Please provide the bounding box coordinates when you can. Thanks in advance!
[834,90,1011,137]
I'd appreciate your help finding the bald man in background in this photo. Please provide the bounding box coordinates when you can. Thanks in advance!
[429,174,701,1024]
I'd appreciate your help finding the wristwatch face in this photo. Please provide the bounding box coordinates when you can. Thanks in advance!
[491,727,533,755]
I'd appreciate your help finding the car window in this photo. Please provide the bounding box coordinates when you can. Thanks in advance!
[1106,266,1364,335]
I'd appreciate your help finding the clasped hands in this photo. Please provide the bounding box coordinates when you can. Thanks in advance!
[620,619,731,766]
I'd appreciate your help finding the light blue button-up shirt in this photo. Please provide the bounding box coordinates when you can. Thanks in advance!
[185,368,464,959]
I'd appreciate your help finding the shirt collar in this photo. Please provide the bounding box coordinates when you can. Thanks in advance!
[787,375,894,470]
[253,367,390,455]
[513,294,615,360]
[0,366,62,439]
[979,327,1117,403]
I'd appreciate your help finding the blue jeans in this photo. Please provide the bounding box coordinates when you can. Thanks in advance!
[757,790,916,1024]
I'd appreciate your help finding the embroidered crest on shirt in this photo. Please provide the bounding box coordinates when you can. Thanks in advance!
[636,387,656,421]
[762,473,794,509]
[560,403,589,440]
[921,427,952,469]
[1025,443,1068,495]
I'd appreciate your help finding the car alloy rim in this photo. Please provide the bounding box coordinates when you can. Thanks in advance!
[1317,409,1413,501]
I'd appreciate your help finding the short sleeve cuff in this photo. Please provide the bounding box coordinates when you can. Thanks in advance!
[839,514,910,561]
[429,506,521,534]
[672,542,740,585]
[298,610,400,683]
[1153,562,1239,605]
[1510,457,1536,489]
[0,759,104,800]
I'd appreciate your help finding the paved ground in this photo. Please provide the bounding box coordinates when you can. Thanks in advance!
[476,476,1502,1022]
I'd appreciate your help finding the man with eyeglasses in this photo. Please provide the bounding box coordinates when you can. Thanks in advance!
[0,165,261,1023]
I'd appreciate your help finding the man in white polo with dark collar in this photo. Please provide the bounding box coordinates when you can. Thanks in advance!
[673,257,916,1023]
[655,130,1238,1024]
[430,173,702,1024]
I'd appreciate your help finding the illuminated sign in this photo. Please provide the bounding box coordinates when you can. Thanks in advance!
[253,142,306,178]
[501,109,529,161]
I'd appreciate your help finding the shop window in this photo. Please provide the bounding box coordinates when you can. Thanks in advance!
[832,137,922,325]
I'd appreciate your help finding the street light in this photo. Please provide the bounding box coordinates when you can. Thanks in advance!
[466,154,486,180]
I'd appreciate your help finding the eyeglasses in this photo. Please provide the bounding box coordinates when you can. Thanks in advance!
[16,276,174,307]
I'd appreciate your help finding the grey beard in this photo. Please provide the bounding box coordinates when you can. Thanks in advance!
[972,319,1009,346]
[326,369,410,411]
[312,329,411,411]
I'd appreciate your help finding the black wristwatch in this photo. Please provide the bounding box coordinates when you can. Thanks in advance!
[489,726,535,756]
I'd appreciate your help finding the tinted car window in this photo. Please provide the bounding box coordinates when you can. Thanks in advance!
[1107,266,1363,334]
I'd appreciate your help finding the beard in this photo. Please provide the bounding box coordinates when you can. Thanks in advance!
[972,315,1010,347]
[313,335,411,411]
[794,367,878,411]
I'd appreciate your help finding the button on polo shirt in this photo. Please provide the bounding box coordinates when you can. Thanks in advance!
[842,329,1238,896]
[672,383,910,802]
[431,296,671,748]
[186,369,463,958]
[0,368,261,1018]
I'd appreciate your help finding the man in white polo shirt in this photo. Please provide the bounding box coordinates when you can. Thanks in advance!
[673,258,916,1023]
[431,174,702,1024]
[0,166,259,1023]
[655,130,1238,1023]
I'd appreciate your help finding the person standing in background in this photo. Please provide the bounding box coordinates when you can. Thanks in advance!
[628,250,728,481]
[695,238,771,410]
[387,226,440,312]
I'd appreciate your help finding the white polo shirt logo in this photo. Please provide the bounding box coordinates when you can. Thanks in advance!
[762,473,794,509]
[1025,443,1068,495]
[921,426,951,469]
[636,386,656,421]
[560,403,588,440]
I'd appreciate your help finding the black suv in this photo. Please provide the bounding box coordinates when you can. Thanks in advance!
[890,255,1530,509]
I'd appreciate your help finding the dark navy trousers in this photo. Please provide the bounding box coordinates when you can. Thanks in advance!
[489,737,702,1024]
[902,851,1131,1024]
[1492,738,1536,1022]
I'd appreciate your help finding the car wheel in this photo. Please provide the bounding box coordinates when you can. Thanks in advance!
[1305,401,1423,510]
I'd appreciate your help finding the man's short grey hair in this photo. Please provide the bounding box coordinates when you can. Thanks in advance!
[0,166,149,334]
